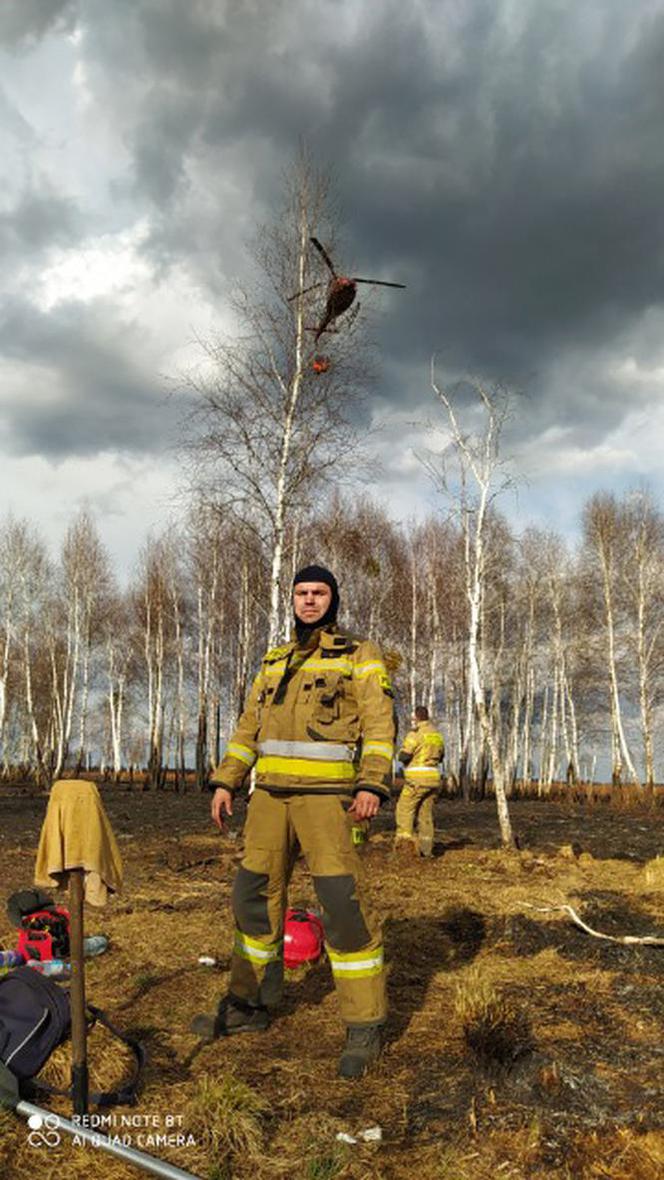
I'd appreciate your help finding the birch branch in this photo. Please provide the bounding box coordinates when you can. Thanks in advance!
[520,902,664,946]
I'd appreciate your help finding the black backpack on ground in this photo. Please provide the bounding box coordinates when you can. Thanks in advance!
[0,966,144,1106]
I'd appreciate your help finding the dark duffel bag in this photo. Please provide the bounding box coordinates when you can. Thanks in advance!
[0,966,144,1105]
[0,966,70,1080]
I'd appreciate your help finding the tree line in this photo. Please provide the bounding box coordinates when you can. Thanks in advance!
[1,484,662,792]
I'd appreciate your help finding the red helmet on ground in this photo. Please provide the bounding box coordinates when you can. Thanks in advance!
[283,908,324,969]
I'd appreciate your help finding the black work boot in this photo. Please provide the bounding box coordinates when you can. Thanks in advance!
[338,1023,382,1078]
[190,995,270,1041]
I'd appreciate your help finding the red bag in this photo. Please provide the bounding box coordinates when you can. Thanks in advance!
[283,908,324,969]
[16,907,70,962]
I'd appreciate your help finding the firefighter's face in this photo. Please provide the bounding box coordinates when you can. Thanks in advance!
[293,582,332,624]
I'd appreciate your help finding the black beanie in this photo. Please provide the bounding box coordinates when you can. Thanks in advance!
[292,564,339,641]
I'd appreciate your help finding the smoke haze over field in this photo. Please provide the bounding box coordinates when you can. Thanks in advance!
[2,0,664,573]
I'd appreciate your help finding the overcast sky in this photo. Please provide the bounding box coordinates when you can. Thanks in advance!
[2,0,664,579]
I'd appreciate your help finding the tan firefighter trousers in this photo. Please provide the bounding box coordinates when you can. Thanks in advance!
[395,784,438,854]
[229,789,386,1025]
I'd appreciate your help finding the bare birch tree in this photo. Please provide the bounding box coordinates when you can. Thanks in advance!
[582,493,638,785]
[621,490,664,787]
[102,590,134,779]
[135,536,174,790]
[428,362,517,848]
[182,153,368,647]
[12,523,51,782]
[0,518,21,773]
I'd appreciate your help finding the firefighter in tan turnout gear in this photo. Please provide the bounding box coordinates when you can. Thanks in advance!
[395,705,445,858]
[192,565,396,1078]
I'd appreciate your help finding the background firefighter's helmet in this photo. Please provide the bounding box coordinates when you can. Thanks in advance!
[283,908,324,969]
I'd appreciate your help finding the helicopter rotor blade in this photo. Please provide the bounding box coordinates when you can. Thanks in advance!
[352,278,406,288]
[310,236,337,277]
[287,281,326,302]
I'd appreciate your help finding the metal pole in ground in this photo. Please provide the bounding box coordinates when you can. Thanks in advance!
[68,867,88,1116]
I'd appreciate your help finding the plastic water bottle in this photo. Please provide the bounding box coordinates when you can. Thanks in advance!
[26,959,71,979]
[83,935,108,958]
[0,950,24,968]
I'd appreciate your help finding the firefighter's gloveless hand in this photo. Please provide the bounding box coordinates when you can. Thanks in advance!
[347,789,380,821]
[211,787,233,831]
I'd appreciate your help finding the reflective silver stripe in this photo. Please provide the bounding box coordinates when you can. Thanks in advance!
[258,739,355,762]
[363,741,394,759]
[227,742,256,766]
[234,932,281,962]
[405,764,441,774]
[328,953,384,974]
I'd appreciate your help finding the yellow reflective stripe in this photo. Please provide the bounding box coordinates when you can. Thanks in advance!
[262,657,353,678]
[263,661,288,677]
[234,931,282,963]
[227,742,256,767]
[327,946,384,978]
[301,659,352,675]
[363,741,394,760]
[405,764,441,776]
[353,661,387,680]
[256,756,355,781]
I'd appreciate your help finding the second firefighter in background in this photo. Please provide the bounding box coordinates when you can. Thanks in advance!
[193,564,395,1078]
[395,705,445,857]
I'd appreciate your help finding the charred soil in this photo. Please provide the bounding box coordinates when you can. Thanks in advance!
[0,788,662,1179]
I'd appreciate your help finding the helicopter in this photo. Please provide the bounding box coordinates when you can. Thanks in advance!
[288,236,406,343]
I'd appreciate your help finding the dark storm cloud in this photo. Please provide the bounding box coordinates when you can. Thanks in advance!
[0,296,176,457]
[0,0,78,47]
[76,0,664,410]
[4,0,664,472]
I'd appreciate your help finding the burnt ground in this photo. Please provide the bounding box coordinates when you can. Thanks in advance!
[0,787,663,1179]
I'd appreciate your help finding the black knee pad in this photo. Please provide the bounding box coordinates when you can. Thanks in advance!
[232,866,271,935]
[313,874,370,951]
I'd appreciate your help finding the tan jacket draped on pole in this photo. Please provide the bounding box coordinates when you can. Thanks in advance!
[211,627,396,800]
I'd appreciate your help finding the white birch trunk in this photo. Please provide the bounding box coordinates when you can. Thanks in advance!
[267,208,309,649]
[410,548,418,714]
[599,547,638,784]
[522,664,535,786]
[538,683,549,797]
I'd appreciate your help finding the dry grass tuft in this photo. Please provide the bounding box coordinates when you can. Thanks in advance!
[181,1069,269,1173]
[455,966,533,1074]
[567,1128,664,1179]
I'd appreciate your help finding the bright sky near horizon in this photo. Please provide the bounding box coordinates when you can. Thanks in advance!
[2,1,664,580]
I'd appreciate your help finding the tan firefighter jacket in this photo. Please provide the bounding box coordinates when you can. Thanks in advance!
[210,626,396,802]
[398,720,445,788]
